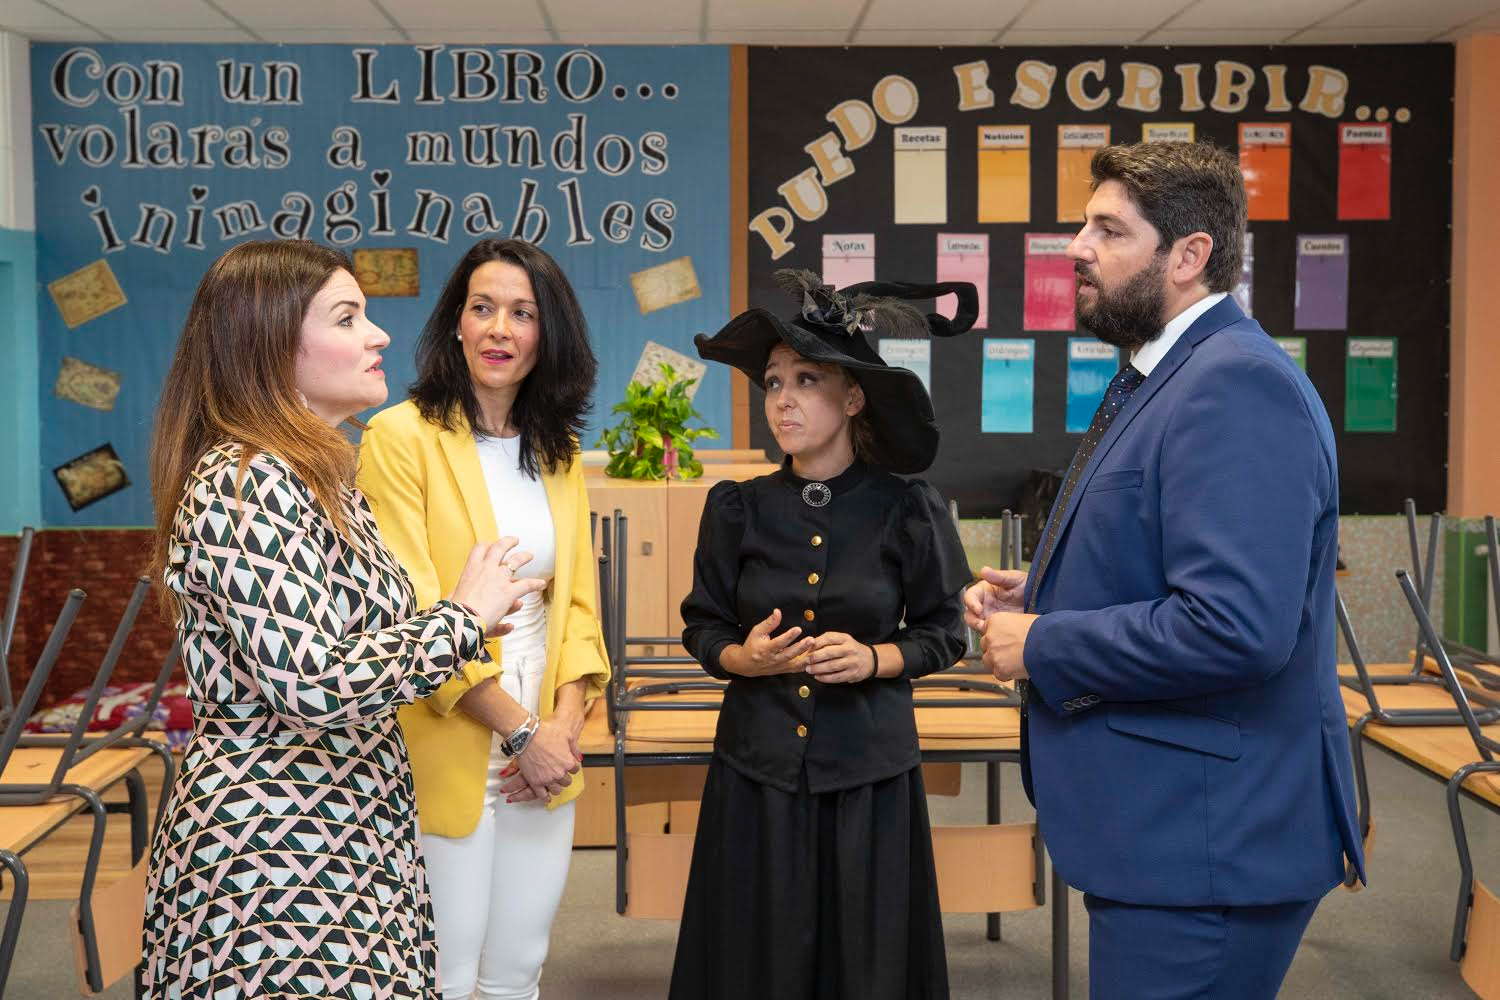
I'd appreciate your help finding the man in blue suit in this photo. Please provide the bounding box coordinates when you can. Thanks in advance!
[966,142,1364,998]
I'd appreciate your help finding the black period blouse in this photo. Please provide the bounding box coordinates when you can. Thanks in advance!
[681,461,973,795]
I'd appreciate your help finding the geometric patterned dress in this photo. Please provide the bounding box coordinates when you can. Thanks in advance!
[143,444,486,1000]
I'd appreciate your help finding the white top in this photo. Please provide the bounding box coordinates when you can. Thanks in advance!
[473,433,555,646]
[475,433,557,808]
[1131,291,1228,377]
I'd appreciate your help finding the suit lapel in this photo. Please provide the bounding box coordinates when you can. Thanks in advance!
[1028,296,1244,603]
[436,422,499,543]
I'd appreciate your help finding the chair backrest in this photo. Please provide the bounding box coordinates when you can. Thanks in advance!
[1,527,36,715]
[1398,569,1499,761]
[70,859,147,996]
[1486,515,1499,659]
[595,514,619,732]
[999,509,1024,572]
[1404,498,1443,675]
[1336,586,1383,711]
[43,578,153,783]
[0,590,85,776]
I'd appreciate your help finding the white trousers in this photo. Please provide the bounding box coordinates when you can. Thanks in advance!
[422,631,576,1000]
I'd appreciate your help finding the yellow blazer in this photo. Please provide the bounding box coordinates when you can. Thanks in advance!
[357,399,609,838]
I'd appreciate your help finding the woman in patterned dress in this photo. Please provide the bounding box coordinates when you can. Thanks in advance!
[142,240,543,999]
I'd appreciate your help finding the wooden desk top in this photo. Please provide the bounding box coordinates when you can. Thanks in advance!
[0,743,159,855]
[0,799,78,857]
[578,687,1021,758]
[1337,666,1500,809]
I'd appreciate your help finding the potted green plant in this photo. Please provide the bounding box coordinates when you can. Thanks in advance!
[597,363,719,480]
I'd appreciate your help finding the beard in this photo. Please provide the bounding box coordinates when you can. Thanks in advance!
[1075,253,1168,351]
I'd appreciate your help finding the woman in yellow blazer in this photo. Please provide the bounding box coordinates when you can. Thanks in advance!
[358,238,609,1000]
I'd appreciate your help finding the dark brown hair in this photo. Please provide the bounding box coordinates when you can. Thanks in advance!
[1090,141,1247,293]
[149,240,358,613]
[407,239,597,478]
[845,372,877,463]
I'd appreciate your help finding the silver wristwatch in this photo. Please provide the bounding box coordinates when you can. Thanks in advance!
[501,713,540,758]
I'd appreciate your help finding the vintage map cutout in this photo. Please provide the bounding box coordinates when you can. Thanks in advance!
[47,259,127,329]
[54,356,123,412]
[630,340,705,399]
[353,248,420,297]
[630,257,701,314]
[53,443,130,511]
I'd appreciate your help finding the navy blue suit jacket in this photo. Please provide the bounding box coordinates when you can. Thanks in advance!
[1021,297,1365,907]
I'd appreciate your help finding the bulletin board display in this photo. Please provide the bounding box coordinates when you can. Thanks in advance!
[745,46,1452,517]
[31,44,732,525]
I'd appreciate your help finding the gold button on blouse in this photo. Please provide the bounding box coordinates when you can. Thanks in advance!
[796,724,808,737]
[798,685,810,699]
[811,535,823,547]
[807,572,820,585]
[803,609,815,621]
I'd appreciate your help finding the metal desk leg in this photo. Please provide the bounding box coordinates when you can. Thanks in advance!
[62,785,109,994]
[137,738,176,837]
[0,850,28,998]
[1051,863,1069,1000]
[1446,763,1494,963]
[1346,716,1374,888]
[986,761,1002,942]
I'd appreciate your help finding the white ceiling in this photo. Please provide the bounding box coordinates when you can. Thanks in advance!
[3,0,1499,45]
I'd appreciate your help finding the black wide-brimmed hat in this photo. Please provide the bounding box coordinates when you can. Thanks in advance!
[694,269,979,473]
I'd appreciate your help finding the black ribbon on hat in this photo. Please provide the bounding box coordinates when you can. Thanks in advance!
[775,268,979,340]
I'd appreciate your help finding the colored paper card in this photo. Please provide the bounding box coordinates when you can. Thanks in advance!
[353,247,419,297]
[1143,122,1195,143]
[630,256,702,314]
[981,339,1035,434]
[1295,235,1349,331]
[1232,232,1254,318]
[53,443,130,511]
[1275,337,1307,371]
[1023,233,1076,331]
[894,126,947,224]
[54,356,122,412]
[821,234,876,288]
[1066,339,1119,433]
[1239,123,1291,221]
[1338,123,1392,221]
[47,259,127,329]
[630,341,706,399]
[1345,337,1397,432]
[879,338,932,394]
[936,234,990,329]
[1057,125,1109,223]
[977,125,1030,223]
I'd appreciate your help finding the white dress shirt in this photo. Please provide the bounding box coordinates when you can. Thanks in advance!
[1131,291,1228,377]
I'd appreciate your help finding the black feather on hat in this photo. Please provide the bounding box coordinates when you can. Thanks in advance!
[694,269,979,474]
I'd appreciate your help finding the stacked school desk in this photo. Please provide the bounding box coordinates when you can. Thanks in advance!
[0,527,177,998]
[1338,507,1500,999]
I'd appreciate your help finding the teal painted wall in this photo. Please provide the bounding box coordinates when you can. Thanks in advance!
[0,225,39,534]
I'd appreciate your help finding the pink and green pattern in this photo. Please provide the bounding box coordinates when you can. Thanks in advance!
[144,445,484,999]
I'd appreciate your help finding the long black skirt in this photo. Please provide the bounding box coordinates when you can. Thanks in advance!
[668,758,949,1000]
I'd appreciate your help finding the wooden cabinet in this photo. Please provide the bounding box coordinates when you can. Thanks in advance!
[584,464,775,650]
[573,766,669,848]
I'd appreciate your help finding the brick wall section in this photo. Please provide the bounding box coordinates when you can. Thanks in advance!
[1,529,180,708]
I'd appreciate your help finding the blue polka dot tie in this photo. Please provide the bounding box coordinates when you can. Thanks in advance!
[1028,364,1146,608]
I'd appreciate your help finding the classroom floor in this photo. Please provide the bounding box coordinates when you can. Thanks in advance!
[5,743,1495,999]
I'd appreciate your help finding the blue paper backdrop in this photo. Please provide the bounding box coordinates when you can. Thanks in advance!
[31,43,731,526]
